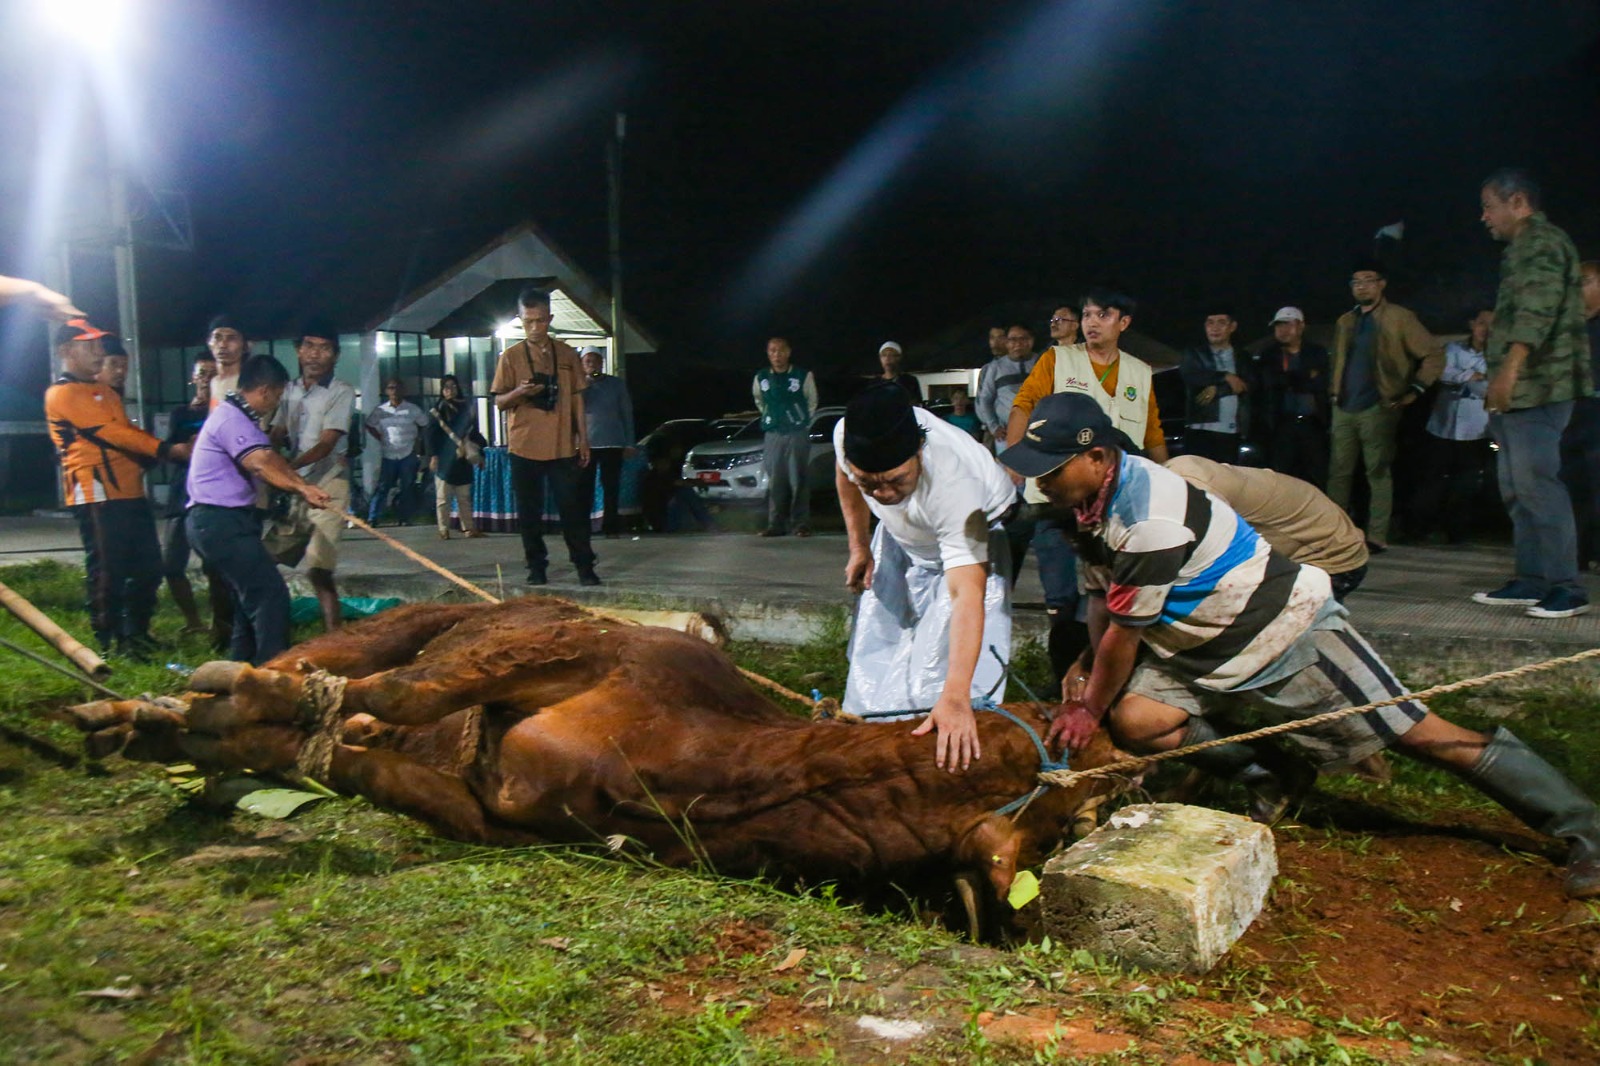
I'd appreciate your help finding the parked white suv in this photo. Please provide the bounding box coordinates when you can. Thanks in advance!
[682,406,845,503]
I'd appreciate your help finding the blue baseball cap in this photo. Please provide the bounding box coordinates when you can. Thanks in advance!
[998,392,1127,479]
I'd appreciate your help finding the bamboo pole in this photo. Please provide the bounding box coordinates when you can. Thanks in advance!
[0,637,125,700]
[0,578,110,679]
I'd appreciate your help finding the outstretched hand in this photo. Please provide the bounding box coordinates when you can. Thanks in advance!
[0,276,83,321]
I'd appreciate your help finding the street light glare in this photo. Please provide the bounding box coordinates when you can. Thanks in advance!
[35,0,135,51]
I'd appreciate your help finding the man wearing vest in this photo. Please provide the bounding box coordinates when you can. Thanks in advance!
[1006,288,1168,686]
[45,319,191,657]
[753,336,818,537]
[1327,261,1444,551]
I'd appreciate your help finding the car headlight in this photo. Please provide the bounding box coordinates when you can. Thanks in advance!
[730,451,762,467]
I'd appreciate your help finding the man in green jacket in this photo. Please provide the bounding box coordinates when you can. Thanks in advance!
[1326,263,1444,551]
[1472,169,1593,618]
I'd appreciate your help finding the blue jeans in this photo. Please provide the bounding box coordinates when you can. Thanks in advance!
[187,505,290,665]
[1491,401,1578,591]
[1561,401,1600,568]
[368,454,421,524]
[1033,517,1079,612]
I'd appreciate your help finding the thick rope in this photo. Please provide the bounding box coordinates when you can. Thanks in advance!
[1038,644,1600,790]
[292,667,349,786]
[342,512,814,707]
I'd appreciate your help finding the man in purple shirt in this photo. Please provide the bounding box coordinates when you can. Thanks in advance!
[186,355,332,664]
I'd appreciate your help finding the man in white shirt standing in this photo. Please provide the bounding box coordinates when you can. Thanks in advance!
[364,379,430,525]
[834,383,1019,771]
[1411,309,1493,544]
[275,320,356,630]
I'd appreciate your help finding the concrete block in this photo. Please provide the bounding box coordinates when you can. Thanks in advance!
[1038,802,1276,973]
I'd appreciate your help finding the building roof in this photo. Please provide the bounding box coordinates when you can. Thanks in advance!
[368,222,657,352]
[137,220,655,352]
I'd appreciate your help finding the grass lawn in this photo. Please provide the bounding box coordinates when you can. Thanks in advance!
[2,560,1599,1064]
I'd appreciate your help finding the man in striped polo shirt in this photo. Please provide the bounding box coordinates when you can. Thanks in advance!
[1000,391,1600,899]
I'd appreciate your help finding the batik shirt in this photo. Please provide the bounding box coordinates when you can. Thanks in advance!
[1078,452,1331,691]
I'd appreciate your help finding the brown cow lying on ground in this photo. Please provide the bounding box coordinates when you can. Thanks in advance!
[64,597,1123,912]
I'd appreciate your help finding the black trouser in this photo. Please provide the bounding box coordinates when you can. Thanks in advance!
[1330,563,1367,602]
[580,447,626,536]
[511,454,596,574]
[74,498,161,649]
[161,512,235,635]
[1411,435,1490,544]
[186,504,290,665]
[1266,417,1328,488]
[1560,403,1600,568]
[1185,428,1242,464]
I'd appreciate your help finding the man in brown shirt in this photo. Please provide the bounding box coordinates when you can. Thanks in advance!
[1167,454,1370,601]
[491,287,598,586]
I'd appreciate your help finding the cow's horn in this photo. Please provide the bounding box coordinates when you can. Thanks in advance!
[190,660,247,694]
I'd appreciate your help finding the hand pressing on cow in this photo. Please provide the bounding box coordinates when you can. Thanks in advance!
[913,689,981,772]
[1046,700,1101,755]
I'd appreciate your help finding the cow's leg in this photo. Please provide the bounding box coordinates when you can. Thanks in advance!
[260,602,485,677]
[326,746,536,845]
[340,632,611,726]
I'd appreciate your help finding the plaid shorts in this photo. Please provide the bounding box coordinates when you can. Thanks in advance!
[1124,621,1427,770]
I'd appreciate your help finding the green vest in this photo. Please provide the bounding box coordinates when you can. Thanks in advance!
[756,368,811,432]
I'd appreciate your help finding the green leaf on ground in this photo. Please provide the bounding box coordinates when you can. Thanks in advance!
[235,788,327,819]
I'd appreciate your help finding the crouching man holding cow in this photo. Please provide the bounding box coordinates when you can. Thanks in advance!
[835,383,1019,772]
[1000,392,1600,898]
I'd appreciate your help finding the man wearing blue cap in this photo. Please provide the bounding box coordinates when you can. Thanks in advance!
[998,392,1600,898]
[834,383,1018,771]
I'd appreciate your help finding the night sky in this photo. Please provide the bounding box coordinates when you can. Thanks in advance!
[3,0,1599,412]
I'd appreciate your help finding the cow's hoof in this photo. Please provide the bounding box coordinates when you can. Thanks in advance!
[190,660,247,694]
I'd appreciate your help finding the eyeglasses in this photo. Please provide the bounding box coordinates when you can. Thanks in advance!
[855,466,918,495]
[1049,316,1078,325]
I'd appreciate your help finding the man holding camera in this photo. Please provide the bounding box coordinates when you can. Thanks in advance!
[491,286,598,586]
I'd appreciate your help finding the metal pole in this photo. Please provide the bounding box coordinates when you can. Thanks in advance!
[606,112,626,381]
[109,162,144,428]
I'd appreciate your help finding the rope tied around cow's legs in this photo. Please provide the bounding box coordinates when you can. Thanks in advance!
[1037,645,1600,791]
[293,667,350,787]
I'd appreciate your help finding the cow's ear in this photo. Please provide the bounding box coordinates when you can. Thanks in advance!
[955,814,1022,902]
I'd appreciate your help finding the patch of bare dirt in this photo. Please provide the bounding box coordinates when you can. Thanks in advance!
[1235,828,1600,1064]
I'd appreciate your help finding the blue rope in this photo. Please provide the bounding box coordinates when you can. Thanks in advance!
[814,644,1068,815]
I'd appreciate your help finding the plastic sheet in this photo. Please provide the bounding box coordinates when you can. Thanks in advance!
[289,596,403,624]
[842,523,1011,717]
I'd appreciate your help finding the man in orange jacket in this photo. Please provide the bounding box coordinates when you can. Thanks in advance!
[44,319,190,656]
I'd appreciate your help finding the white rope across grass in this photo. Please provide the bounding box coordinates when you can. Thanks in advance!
[1037,645,1600,790]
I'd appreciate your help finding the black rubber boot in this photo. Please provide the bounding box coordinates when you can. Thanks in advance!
[1460,727,1600,899]
[1176,718,1317,827]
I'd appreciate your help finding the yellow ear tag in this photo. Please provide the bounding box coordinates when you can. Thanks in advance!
[1007,870,1040,909]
